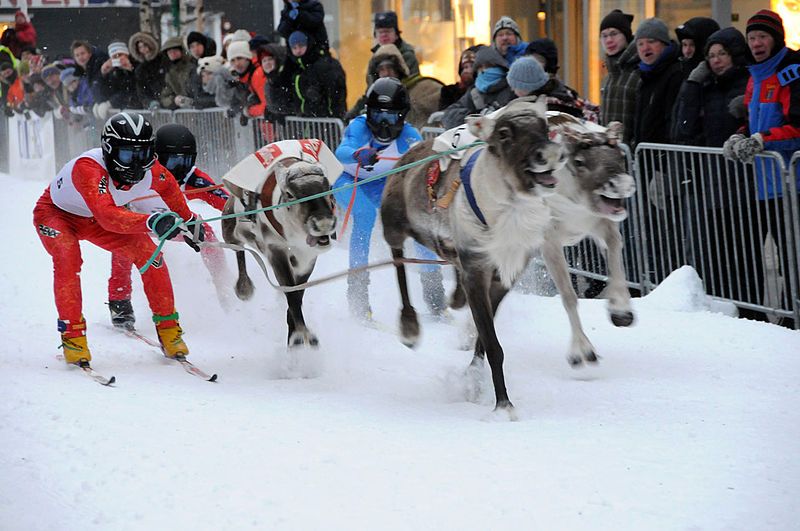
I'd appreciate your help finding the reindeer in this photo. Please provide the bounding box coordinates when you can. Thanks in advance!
[539,113,636,367]
[221,140,340,348]
[381,98,565,418]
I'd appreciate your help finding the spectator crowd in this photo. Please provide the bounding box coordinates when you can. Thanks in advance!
[2,3,799,323]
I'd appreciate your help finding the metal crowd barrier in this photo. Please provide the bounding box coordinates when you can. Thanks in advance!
[0,113,9,173]
[421,126,445,141]
[634,143,799,326]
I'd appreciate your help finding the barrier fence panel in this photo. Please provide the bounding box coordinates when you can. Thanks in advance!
[635,143,797,326]
[173,108,240,180]
[0,114,8,174]
[789,152,800,326]
[421,126,445,141]
[280,117,345,150]
[52,115,100,170]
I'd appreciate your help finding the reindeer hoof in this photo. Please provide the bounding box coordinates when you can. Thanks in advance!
[289,330,319,349]
[235,277,255,301]
[568,354,584,367]
[485,401,518,422]
[611,311,635,327]
[585,351,598,363]
[400,307,420,348]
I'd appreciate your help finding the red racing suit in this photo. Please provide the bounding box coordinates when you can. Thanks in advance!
[33,148,193,335]
[108,166,230,301]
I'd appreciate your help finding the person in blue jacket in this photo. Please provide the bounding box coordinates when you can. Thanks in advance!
[334,77,445,321]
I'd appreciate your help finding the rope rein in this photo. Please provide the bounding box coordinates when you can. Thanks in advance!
[138,140,485,290]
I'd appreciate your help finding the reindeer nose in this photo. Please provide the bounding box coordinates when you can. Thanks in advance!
[309,215,337,235]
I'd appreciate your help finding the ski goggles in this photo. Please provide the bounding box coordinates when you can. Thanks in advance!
[163,153,196,171]
[117,145,155,167]
[368,109,402,125]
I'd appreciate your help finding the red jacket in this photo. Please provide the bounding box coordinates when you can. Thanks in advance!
[183,167,229,211]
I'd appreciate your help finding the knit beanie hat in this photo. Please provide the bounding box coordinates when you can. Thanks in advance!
[107,41,129,57]
[635,18,671,45]
[493,16,521,40]
[600,9,634,43]
[59,67,78,85]
[507,56,549,93]
[525,38,559,74]
[227,41,252,61]
[42,63,61,79]
[473,45,508,70]
[161,36,184,53]
[746,9,785,50]
[374,11,400,32]
[229,29,252,43]
[288,31,308,48]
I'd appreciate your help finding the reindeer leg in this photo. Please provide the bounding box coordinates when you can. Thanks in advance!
[234,250,255,300]
[391,247,420,348]
[598,221,635,327]
[461,254,515,417]
[270,251,318,348]
[464,277,510,404]
[541,236,597,367]
[450,267,467,309]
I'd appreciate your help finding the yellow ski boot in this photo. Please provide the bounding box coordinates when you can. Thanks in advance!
[59,318,91,364]
[155,319,189,359]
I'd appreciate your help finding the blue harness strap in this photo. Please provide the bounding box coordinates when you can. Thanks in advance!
[460,149,487,226]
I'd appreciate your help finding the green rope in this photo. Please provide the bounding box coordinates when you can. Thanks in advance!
[139,139,485,273]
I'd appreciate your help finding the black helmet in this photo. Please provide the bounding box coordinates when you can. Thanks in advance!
[365,77,409,142]
[155,123,197,185]
[101,112,156,187]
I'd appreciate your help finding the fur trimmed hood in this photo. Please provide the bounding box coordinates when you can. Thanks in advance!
[129,32,160,63]
[368,44,410,79]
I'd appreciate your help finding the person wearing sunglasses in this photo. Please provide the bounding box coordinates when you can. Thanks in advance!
[106,123,232,331]
[33,112,204,370]
[333,77,446,321]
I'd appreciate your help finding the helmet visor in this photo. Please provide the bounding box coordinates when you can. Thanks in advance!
[164,153,196,172]
[368,109,401,125]
[117,145,155,167]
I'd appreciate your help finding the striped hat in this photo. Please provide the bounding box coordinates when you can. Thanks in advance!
[746,9,784,49]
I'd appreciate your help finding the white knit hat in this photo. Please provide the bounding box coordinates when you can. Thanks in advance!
[107,41,130,57]
[227,41,252,61]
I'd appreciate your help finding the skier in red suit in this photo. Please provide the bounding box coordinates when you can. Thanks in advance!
[33,112,204,367]
[107,123,231,329]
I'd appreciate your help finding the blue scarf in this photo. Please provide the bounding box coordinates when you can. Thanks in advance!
[638,43,675,72]
[475,67,506,93]
[748,46,788,82]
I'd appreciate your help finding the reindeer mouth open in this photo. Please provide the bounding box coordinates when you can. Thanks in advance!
[597,195,627,217]
[307,233,335,247]
[525,169,558,189]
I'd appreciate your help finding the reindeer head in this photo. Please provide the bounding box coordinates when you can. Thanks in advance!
[275,160,337,248]
[557,121,635,221]
[467,97,565,197]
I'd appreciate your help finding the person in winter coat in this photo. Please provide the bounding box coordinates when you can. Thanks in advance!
[221,40,259,120]
[491,16,527,65]
[160,37,196,110]
[184,32,219,109]
[442,45,514,129]
[631,19,683,147]
[24,73,58,117]
[599,9,640,144]
[71,40,109,105]
[33,112,201,367]
[439,46,479,111]
[0,61,24,116]
[197,55,237,111]
[508,56,585,118]
[260,43,290,122]
[277,0,330,53]
[129,32,167,111]
[333,78,445,320]
[722,10,800,324]
[367,11,419,85]
[60,67,94,122]
[106,124,231,329]
[347,43,441,128]
[675,17,720,79]
[0,10,37,59]
[671,27,752,301]
[102,41,141,112]
[275,31,346,119]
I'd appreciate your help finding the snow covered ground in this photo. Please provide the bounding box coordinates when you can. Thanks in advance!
[1,170,799,530]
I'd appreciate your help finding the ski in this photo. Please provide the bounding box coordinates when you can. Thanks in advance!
[171,356,218,382]
[114,326,218,382]
[77,361,116,386]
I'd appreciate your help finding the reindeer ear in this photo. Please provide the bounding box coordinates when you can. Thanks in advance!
[558,125,583,145]
[531,95,548,117]
[466,114,496,141]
